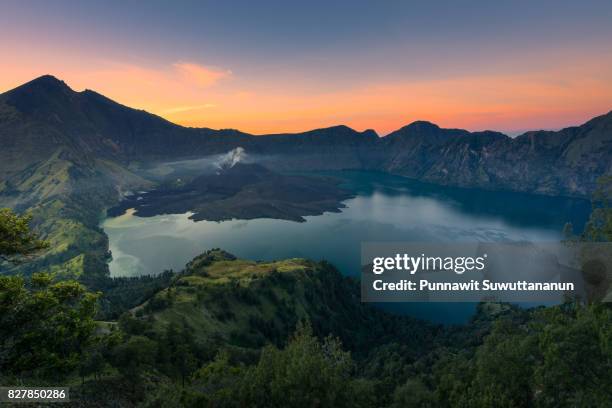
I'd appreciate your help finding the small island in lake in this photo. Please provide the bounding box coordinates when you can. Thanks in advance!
[107,162,353,222]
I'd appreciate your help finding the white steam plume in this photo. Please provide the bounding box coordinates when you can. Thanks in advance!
[217,147,247,170]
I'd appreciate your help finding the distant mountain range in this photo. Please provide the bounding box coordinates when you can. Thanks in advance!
[1,74,611,201]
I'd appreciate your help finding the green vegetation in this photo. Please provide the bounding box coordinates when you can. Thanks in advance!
[416,303,611,407]
[140,250,438,360]
[0,210,98,381]
[181,322,375,408]
[0,207,48,262]
[0,165,109,281]
[0,272,99,380]
[0,142,151,287]
[583,175,612,241]
[1,234,610,406]
[0,178,611,406]
[0,152,174,318]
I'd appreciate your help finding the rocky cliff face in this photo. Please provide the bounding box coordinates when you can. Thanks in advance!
[379,114,612,196]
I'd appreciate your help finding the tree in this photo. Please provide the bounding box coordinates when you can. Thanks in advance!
[582,176,612,242]
[191,351,246,406]
[160,320,198,386]
[110,335,157,395]
[79,349,106,385]
[238,322,374,408]
[466,319,537,407]
[392,378,435,408]
[0,273,99,379]
[534,305,612,407]
[0,208,48,263]
[0,208,99,381]
[183,323,377,408]
[429,303,612,408]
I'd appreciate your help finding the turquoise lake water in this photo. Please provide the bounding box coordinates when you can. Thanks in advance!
[102,171,591,323]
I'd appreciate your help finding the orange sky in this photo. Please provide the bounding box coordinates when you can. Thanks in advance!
[3,56,611,136]
[2,2,612,135]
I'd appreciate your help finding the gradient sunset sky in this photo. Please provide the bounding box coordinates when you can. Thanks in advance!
[2,0,612,135]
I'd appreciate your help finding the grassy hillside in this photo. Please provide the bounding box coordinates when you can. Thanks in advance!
[0,149,151,282]
[137,249,438,356]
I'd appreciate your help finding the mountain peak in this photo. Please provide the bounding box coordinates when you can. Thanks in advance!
[402,120,440,131]
[385,120,475,144]
[385,120,441,138]
[14,74,72,93]
[362,128,379,138]
[2,74,75,114]
[31,74,67,84]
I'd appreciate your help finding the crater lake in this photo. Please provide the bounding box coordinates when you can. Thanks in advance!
[102,171,591,323]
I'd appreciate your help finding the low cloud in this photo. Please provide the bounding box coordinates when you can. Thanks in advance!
[163,104,217,114]
[173,61,232,87]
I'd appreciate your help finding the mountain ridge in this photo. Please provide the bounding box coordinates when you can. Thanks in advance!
[4,75,611,137]
[1,74,611,198]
